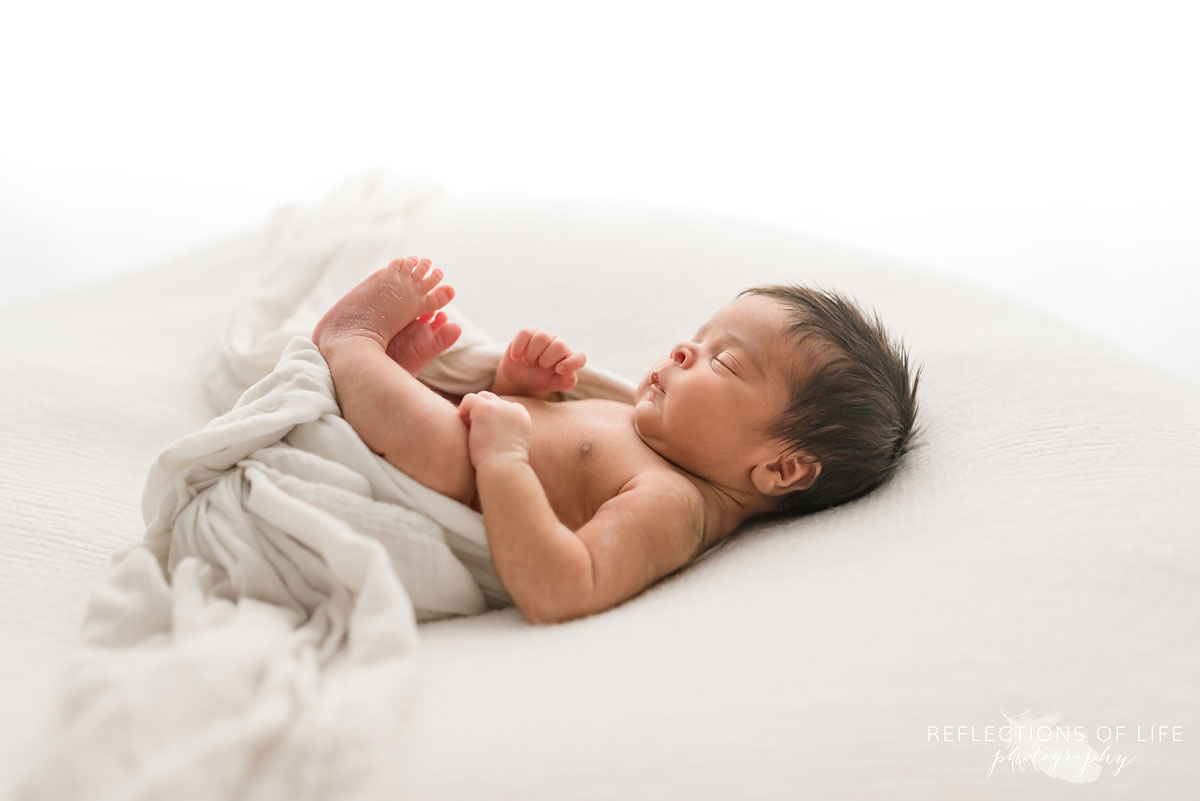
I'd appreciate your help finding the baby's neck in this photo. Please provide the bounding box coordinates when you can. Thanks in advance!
[686,472,774,552]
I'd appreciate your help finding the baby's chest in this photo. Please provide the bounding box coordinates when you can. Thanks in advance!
[522,402,650,531]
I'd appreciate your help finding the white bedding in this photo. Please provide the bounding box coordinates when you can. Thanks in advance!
[2,170,1198,798]
[12,172,645,798]
[17,334,503,800]
[22,344,473,800]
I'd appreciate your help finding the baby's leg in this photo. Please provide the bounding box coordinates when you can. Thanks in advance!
[315,257,476,506]
[336,340,476,505]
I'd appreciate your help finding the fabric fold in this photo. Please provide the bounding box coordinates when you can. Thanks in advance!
[18,169,637,801]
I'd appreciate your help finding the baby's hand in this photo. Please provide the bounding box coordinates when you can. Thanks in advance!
[495,328,587,398]
[458,391,533,468]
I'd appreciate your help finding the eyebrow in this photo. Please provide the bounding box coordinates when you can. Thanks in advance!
[695,324,763,376]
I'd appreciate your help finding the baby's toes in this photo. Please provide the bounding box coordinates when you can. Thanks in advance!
[423,282,455,312]
[390,255,419,276]
[418,264,444,292]
[407,318,460,366]
[434,322,463,351]
[385,320,435,372]
[385,315,461,373]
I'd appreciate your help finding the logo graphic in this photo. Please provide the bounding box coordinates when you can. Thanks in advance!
[928,709,1178,781]
[990,709,1102,783]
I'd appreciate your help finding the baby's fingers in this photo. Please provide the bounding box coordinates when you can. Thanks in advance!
[537,338,571,369]
[524,329,554,363]
[508,328,534,360]
[458,390,499,420]
[555,351,587,374]
[457,392,478,422]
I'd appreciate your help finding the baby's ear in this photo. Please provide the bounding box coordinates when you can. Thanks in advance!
[751,451,821,496]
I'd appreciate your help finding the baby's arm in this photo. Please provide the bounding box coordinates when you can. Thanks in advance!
[459,390,706,625]
[553,478,706,622]
[492,328,586,401]
[480,468,705,624]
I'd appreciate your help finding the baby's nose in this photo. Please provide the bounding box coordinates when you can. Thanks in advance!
[670,343,690,366]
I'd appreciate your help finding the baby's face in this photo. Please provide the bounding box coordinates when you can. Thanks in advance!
[634,294,796,482]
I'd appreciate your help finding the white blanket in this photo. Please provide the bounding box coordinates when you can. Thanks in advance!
[15,173,636,801]
[19,338,491,801]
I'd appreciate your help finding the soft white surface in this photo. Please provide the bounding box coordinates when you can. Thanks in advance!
[2,173,1199,798]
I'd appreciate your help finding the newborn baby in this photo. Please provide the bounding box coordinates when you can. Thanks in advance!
[313,256,921,624]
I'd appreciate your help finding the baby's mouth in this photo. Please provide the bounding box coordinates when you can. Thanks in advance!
[650,371,665,393]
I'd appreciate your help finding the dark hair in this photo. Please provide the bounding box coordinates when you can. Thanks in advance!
[738,283,923,518]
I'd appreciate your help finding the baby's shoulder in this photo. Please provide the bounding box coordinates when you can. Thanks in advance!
[617,470,708,560]
[626,468,705,507]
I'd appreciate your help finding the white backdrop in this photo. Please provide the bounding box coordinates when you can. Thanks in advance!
[2,0,1197,384]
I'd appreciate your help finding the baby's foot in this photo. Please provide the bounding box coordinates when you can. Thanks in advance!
[312,256,455,350]
[385,310,463,374]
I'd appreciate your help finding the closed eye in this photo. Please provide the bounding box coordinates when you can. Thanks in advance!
[712,355,736,375]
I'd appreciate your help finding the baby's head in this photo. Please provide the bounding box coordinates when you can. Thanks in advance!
[634,284,922,520]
